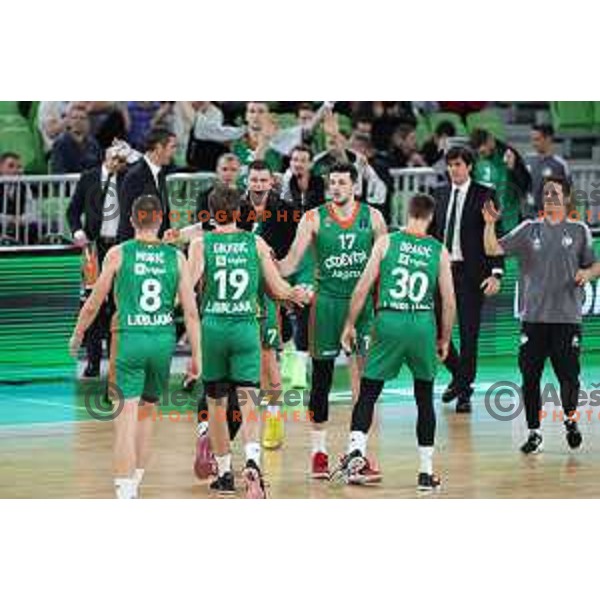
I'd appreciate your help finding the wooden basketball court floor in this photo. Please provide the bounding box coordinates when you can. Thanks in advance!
[2,355,600,498]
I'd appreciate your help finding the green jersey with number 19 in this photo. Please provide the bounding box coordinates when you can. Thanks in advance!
[202,230,260,318]
[113,240,180,332]
[376,230,442,313]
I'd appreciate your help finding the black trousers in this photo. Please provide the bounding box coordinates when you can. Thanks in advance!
[85,237,115,367]
[442,263,485,395]
[518,322,581,430]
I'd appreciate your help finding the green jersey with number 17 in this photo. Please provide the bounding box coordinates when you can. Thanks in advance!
[202,230,260,318]
[376,230,442,313]
[314,201,374,298]
[113,240,180,332]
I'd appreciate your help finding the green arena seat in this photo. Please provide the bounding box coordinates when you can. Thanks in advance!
[466,109,506,141]
[550,102,594,130]
[0,124,46,173]
[0,101,21,116]
[428,112,468,137]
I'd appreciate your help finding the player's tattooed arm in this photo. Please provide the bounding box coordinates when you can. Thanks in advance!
[482,200,505,256]
[69,247,122,356]
[278,209,318,277]
[177,252,201,379]
[437,247,456,362]
[369,206,388,240]
[341,236,388,354]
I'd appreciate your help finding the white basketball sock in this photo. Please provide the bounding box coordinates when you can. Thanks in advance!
[348,431,367,456]
[245,442,261,467]
[418,446,434,475]
[215,453,232,476]
[311,430,327,455]
[114,478,136,499]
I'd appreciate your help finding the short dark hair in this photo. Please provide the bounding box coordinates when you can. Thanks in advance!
[533,124,554,139]
[408,194,436,220]
[247,160,271,173]
[208,186,241,224]
[434,121,456,138]
[0,151,20,163]
[328,161,358,183]
[131,195,163,230]
[144,127,175,152]
[297,102,314,113]
[393,123,415,140]
[543,175,571,198]
[470,128,493,149]
[446,146,474,167]
[290,144,313,160]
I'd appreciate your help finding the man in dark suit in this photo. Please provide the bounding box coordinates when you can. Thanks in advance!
[117,128,177,241]
[66,144,130,377]
[429,146,504,413]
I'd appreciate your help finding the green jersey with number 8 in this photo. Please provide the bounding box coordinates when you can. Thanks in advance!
[376,230,442,313]
[113,240,180,333]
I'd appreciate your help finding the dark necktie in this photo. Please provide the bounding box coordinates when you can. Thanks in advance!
[445,188,460,253]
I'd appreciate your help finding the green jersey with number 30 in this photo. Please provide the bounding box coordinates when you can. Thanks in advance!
[314,201,374,298]
[202,230,260,318]
[376,230,442,313]
[113,240,180,332]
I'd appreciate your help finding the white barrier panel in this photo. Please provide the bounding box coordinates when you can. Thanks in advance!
[2,166,599,244]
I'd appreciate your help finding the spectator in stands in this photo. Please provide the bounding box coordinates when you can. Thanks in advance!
[230,102,283,172]
[37,101,69,154]
[0,152,38,244]
[117,128,176,241]
[186,102,230,171]
[525,124,570,215]
[281,144,325,212]
[66,141,133,377]
[126,102,172,150]
[371,101,416,151]
[312,110,388,207]
[348,132,393,223]
[470,128,531,229]
[86,102,129,151]
[195,153,241,230]
[50,104,103,174]
[421,121,457,166]
[388,123,427,168]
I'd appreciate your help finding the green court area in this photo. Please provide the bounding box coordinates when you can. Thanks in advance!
[2,353,599,428]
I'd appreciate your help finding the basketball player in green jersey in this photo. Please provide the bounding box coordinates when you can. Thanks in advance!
[69,195,201,499]
[334,194,456,491]
[188,187,306,498]
[279,162,387,478]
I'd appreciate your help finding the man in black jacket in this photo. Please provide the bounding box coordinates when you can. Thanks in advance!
[429,147,504,413]
[66,144,129,376]
[117,128,176,241]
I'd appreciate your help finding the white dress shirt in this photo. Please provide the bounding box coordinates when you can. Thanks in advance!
[144,155,162,190]
[445,178,471,262]
[99,165,119,238]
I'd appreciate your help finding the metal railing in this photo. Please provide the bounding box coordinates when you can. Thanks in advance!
[2,164,599,244]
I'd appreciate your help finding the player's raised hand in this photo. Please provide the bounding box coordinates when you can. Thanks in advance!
[575,268,592,287]
[341,323,357,356]
[482,200,501,224]
[436,338,449,362]
[163,228,181,244]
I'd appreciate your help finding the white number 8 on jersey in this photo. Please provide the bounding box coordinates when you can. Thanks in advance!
[140,278,162,313]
